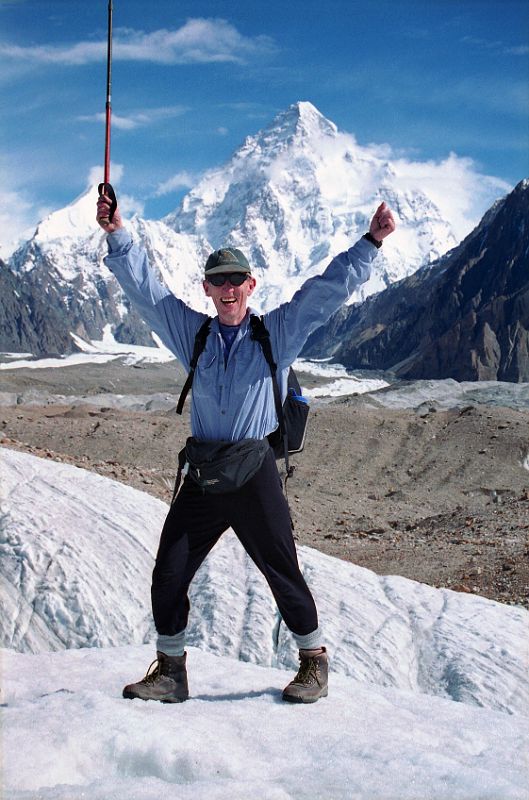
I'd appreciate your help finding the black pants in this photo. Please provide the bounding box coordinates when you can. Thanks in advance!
[151,449,318,638]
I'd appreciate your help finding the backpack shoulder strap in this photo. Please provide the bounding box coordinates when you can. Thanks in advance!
[249,314,277,375]
[249,315,281,410]
[176,316,212,415]
[250,314,293,478]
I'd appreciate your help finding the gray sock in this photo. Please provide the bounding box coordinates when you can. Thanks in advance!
[157,630,186,657]
[293,626,324,651]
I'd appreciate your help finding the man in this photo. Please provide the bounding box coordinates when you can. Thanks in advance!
[96,194,395,704]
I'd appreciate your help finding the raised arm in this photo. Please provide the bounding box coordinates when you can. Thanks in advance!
[264,203,396,367]
[96,195,207,365]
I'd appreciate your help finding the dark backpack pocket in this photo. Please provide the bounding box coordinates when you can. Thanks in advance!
[268,391,309,458]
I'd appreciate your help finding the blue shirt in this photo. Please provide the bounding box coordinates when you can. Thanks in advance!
[104,228,378,442]
[218,322,240,365]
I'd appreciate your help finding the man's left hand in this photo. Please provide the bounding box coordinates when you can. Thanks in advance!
[369,202,396,242]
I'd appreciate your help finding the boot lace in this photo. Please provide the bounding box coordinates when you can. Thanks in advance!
[294,656,319,686]
[139,659,162,685]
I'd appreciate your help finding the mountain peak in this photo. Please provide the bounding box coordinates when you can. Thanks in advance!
[263,101,338,144]
[35,184,101,244]
[233,102,338,159]
[282,101,337,132]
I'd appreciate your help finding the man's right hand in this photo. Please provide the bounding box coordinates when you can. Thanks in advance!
[369,202,396,243]
[96,195,123,233]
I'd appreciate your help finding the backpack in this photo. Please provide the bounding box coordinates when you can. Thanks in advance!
[176,314,309,478]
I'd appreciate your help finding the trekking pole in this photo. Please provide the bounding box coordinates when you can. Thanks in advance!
[98,0,117,223]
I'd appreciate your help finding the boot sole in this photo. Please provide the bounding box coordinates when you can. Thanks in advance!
[282,688,328,704]
[122,689,188,703]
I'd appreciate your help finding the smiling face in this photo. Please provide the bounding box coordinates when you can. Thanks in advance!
[203,273,257,325]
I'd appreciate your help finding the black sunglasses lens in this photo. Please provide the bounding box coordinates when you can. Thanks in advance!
[208,273,248,287]
[229,273,248,286]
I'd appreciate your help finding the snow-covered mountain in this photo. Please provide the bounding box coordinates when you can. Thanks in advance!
[2,448,528,799]
[165,101,459,310]
[1,101,504,357]
[1,186,212,355]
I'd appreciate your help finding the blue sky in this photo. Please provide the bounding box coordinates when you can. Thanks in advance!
[1,0,528,247]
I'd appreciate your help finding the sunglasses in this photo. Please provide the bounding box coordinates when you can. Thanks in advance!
[207,273,249,287]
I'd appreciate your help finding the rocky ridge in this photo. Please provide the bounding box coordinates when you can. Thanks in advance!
[303,180,529,381]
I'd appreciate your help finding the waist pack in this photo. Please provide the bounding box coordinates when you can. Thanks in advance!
[181,436,270,494]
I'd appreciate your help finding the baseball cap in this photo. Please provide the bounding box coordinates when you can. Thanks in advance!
[204,247,251,276]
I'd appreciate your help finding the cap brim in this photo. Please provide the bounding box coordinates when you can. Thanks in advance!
[205,264,251,276]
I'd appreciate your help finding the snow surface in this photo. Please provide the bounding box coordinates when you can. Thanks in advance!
[1,449,529,800]
[2,448,528,714]
[3,643,528,800]
[0,326,174,370]
[0,331,390,400]
[1,332,528,413]
[294,358,390,397]
[1,448,528,799]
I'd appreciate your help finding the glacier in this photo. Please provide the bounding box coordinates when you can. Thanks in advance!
[1,446,528,799]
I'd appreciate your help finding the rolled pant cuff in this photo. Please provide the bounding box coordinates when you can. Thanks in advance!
[293,626,324,651]
[157,630,186,657]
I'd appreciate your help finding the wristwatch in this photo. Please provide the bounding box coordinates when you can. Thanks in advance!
[363,232,383,249]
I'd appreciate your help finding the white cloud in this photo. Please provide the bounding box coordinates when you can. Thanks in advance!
[0,163,146,258]
[391,152,510,241]
[118,193,145,218]
[0,188,38,258]
[506,45,529,56]
[0,157,61,256]
[0,40,105,65]
[78,112,135,131]
[461,35,529,58]
[154,171,199,196]
[85,164,144,217]
[111,19,276,65]
[86,163,124,188]
[0,165,136,258]
[78,105,187,131]
[0,18,276,67]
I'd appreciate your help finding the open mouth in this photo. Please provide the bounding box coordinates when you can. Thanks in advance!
[221,298,237,304]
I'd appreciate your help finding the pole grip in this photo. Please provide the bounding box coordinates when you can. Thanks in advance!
[98,182,117,223]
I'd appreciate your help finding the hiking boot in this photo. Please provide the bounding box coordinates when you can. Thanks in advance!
[122,651,189,703]
[282,647,328,704]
